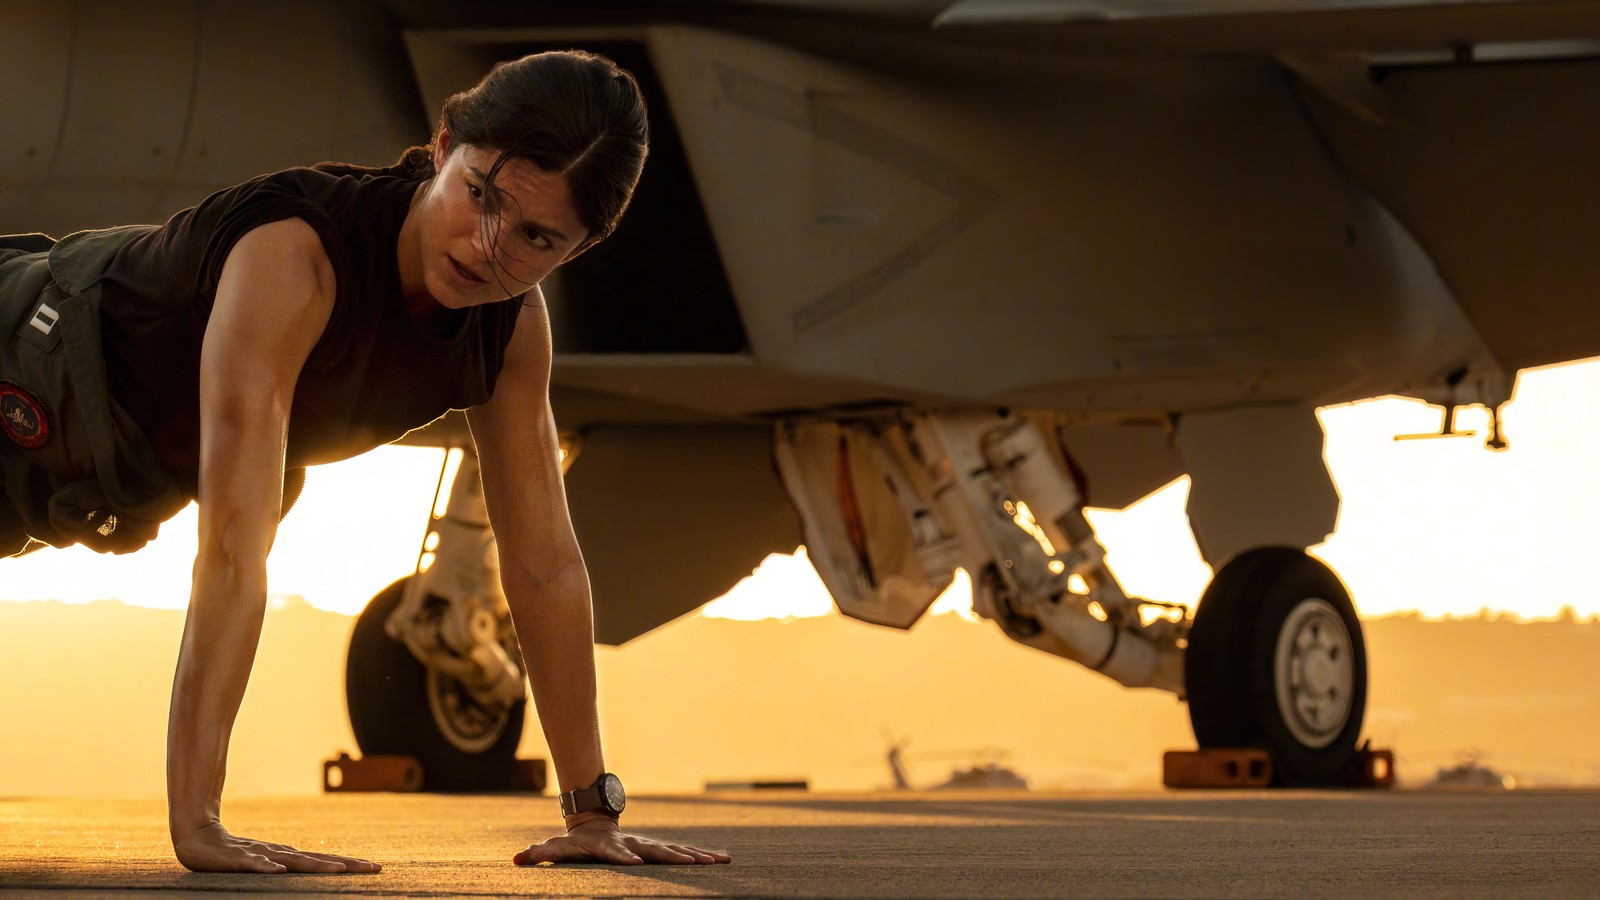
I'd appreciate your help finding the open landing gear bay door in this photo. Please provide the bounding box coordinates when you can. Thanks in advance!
[772,420,967,629]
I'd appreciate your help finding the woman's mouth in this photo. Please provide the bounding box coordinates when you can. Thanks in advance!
[446,255,486,289]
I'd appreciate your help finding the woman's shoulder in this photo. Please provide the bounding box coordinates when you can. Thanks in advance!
[238,160,408,205]
[307,146,434,183]
[221,146,429,208]
[198,154,423,253]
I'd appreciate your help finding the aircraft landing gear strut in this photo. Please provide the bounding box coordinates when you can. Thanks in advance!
[341,447,533,792]
[775,411,1374,787]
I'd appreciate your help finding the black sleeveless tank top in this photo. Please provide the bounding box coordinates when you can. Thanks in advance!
[96,155,523,494]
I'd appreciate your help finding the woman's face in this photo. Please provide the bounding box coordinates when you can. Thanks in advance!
[411,129,590,309]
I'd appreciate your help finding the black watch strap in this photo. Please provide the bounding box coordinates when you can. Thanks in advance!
[559,784,604,817]
[559,772,623,817]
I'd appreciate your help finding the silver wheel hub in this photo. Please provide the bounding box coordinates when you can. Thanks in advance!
[427,669,511,754]
[1274,597,1354,749]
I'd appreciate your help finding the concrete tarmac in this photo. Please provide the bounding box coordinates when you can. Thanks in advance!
[1,790,1597,898]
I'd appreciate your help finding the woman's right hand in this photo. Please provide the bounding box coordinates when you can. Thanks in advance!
[172,822,381,874]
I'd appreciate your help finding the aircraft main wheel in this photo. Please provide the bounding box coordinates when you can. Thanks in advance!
[345,577,526,791]
[1184,547,1367,786]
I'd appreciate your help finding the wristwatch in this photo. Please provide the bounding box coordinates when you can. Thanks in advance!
[559,772,626,818]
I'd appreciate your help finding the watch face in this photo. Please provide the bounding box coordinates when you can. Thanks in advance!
[601,774,626,813]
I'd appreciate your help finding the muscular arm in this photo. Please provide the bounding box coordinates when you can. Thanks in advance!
[165,218,367,872]
[469,300,727,866]
[466,299,602,802]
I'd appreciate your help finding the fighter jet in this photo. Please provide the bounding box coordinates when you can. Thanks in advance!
[7,0,1598,788]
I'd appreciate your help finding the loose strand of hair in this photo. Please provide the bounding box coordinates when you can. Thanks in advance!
[479,149,540,298]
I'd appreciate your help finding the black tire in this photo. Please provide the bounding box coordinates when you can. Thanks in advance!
[345,577,526,791]
[1185,547,1368,786]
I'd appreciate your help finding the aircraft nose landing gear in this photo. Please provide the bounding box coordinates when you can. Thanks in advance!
[345,576,526,791]
[342,449,530,792]
[1184,547,1369,786]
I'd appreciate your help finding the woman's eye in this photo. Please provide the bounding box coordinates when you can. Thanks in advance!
[525,229,552,251]
[465,182,482,200]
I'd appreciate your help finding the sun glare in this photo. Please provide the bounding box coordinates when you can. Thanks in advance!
[698,548,835,621]
[1312,359,1600,620]
[925,569,977,621]
[0,446,445,615]
[1083,478,1213,608]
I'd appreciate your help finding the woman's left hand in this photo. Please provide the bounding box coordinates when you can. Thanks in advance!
[513,816,731,866]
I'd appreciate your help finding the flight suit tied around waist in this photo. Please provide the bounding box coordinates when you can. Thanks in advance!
[0,226,185,555]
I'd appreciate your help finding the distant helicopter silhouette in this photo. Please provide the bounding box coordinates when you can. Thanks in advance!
[1423,749,1516,790]
[884,737,1030,791]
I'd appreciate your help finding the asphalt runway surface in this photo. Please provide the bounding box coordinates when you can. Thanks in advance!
[1,790,1596,898]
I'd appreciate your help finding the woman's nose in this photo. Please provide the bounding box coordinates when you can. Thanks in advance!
[467,223,491,264]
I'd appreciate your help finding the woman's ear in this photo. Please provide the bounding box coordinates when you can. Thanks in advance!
[433,127,454,170]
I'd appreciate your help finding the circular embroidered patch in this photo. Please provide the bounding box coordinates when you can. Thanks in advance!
[0,381,51,449]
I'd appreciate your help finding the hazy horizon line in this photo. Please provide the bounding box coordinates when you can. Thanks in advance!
[3,594,1598,626]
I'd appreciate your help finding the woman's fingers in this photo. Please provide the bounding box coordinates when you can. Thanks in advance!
[256,849,350,874]
[679,844,731,864]
[636,837,729,865]
[245,839,380,873]
[244,852,287,874]
[605,844,647,866]
[658,842,707,864]
[279,849,382,872]
[666,842,731,864]
[629,840,694,864]
[325,854,382,873]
